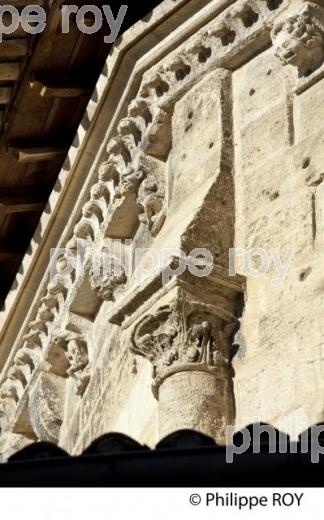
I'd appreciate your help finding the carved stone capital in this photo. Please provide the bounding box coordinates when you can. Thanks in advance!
[271,2,324,77]
[131,287,236,398]
[125,279,241,442]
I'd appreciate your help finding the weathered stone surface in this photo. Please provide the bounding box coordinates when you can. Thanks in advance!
[29,372,66,444]
[1,0,324,459]
[0,433,33,463]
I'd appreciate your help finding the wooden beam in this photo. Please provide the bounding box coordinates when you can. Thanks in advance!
[0,62,20,81]
[30,78,93,98]
[0,39,28,58]
[9,145,67,162]
[0,201,45,213]
[30,72,93,98]
[0,87,11,104]
[0,188,46,214]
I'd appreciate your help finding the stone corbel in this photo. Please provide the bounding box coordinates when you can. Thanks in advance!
[28,371,66,444]
[65,334,91,396]
[0,341,45,437]
[104,152,167,239]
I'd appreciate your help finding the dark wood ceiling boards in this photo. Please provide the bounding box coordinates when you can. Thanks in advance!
[0,0,165,306]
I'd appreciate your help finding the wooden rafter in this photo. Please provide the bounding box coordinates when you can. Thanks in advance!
[0,39,28,58]
[30,74,93,98]
[9,145,67,162]
[0,62,20,81]
[0,188,47,214]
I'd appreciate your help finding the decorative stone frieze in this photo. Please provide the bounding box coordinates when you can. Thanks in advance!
[271,2,324,77]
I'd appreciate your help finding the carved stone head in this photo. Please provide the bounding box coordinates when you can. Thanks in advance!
[65,336,89,376]
[271,3,324,76]
[49,331,90,396]
[88,252,127,302]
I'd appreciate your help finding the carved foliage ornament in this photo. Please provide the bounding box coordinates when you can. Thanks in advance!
[131,298,235,397]
[271,2,324,77]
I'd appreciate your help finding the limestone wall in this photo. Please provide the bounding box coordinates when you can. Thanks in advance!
[233,43,324,436]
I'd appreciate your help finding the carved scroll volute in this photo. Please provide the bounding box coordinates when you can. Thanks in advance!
[131,296,235,399]
[271,2,324,77]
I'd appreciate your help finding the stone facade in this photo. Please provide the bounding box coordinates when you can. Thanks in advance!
[0,0,324,460]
